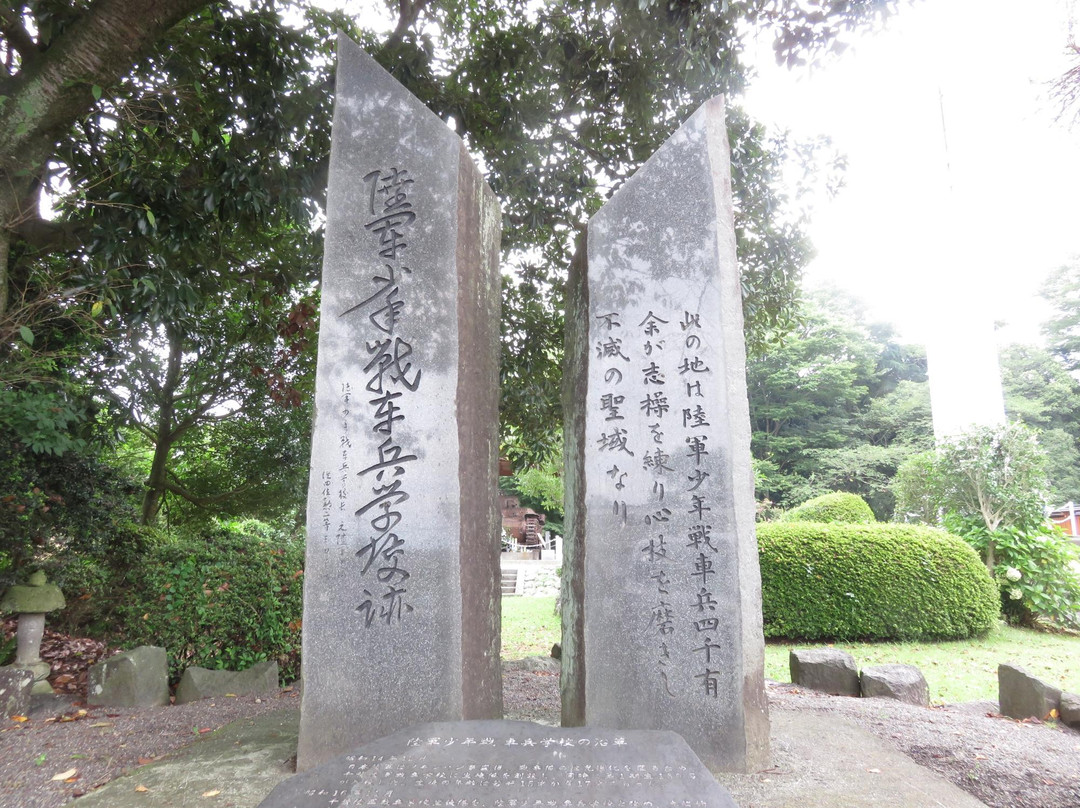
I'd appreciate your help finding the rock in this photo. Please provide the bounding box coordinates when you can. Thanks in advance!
[789,648,860,696]
[0,667,35,718]
[175,660,279,705]
[860,664,930,706]
[998,662,1061,721]
[87,646,169,707]
[1058,691,1080,729]
[550,642,561,660]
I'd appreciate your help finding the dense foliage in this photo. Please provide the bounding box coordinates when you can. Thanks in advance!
[780,491,875,524]
[758,522,1000,641]
[894,422,1080,628]
[1000,342,1080,504]
[119,519,304,682]
[749,289,930,518]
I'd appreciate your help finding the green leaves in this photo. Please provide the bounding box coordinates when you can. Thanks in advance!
[18,326,34,346]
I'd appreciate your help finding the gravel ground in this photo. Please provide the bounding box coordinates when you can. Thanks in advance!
[0,689,299,808]
[3,661,1078,808]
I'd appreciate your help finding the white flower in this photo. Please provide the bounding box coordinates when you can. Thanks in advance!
[1005,567,1022,582]
[1008,587,1023,601]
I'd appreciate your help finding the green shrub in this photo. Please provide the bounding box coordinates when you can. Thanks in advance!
[119,519,304,683]
[780,492,875,524]
[758,522,999,641]
[944,515,1080,629]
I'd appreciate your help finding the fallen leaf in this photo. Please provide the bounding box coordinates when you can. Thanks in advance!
[1049,709,1059,720]
[224,693,237,698]
[51,768,78,781]
[64,775,79,783]
[134,784,149,793]
[137,757,155,765]
[10,716,28,723]
[974,754,987,760]
[867,768,881,774]
[89,722,113,728]
[202,789,221,797]
[198,727,213,734]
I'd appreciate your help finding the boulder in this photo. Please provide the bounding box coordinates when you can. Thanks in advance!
[0,667,35,718]
[860,664,930,706]
[1059,691,1080,729]
[789,648,860,696]
[175,660,279,705]
[87,646,169,707]
[998,662,1061,721]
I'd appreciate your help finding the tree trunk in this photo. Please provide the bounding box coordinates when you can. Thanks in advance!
[140,328,184,524]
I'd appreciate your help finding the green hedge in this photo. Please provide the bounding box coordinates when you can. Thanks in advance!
[758,522,999,641]
[781,492,875,524]
[119,519,303,683]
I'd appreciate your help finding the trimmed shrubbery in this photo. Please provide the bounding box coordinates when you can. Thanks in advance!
[119,519,304,683]
[758,522,999,641]
[780,492,875,524]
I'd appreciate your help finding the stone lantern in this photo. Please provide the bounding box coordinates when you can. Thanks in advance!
[1,570,65,695]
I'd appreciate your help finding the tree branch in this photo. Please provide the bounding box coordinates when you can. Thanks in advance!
[0,8,38,65]
[163,472,256,507]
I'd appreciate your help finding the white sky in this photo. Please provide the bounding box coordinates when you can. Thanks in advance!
[743,0,1080,347]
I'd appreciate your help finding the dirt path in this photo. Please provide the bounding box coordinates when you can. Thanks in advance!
[2,660,1078,808]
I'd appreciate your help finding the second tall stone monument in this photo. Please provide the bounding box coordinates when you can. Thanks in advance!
[562,96,769,772]
[297,35,502,771]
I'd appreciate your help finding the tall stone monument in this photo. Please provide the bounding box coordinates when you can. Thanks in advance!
[297,35,502,771]
[562,96,769,772]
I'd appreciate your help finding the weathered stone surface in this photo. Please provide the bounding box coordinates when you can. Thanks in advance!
[789,649,860,697]
[0,666,34,717]
[1060,691,1080,729]
[175,661,279,705]
[87,646,168,707]
[260,720,740,808]
[860,664,930,706]
[998,662,1061,720]
[562,96,768,773]
[297,35,502,771]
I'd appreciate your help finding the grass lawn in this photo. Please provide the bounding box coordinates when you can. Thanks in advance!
[501,596,560,659]
[766,623,1080,704]
[501,598,1080,704]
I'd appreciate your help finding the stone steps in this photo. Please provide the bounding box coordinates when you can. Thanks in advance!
[500,570,519,596]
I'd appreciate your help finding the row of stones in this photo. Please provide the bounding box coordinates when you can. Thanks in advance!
[788,648,1080,729]
[0,645,278,718]
[789,648,930,706]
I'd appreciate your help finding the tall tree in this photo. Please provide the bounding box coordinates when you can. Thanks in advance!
[748,289,930,516]
[1040,257,1080,373]
[3,0,902,526]
[1000,342,1080,504]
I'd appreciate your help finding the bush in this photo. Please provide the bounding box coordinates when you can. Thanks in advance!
[119,519,304,683]
[944,515,1080,629]
[758,522,999,641]
[780,492,875,524]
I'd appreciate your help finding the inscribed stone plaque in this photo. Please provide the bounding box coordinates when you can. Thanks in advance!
[260,720,740,808]
[561,97,769,772]
[298,35,502,771]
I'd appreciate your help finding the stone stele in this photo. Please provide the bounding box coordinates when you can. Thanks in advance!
[259,720,740,808]
[561,95,768,772]
[297,34,502,771]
